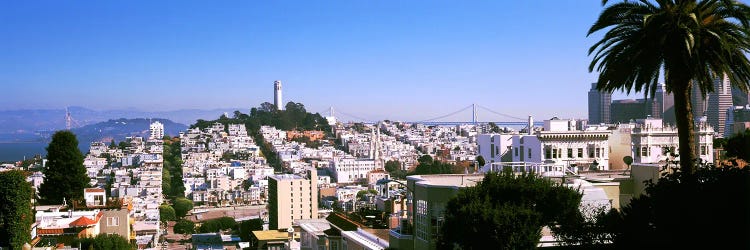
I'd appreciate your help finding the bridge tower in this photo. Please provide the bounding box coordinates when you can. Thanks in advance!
[472,103,478,125]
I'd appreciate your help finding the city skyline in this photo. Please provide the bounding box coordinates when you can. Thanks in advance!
[3,1,644,122]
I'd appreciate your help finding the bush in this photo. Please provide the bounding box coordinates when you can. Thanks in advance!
[438,170,582,250]
[606,164,750,249]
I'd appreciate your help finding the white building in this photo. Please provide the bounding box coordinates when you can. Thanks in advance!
[631,117,714,164]
[150,121,165,140]
[331,157,376,183]
[477,118,611,171]
[476,134,515,168]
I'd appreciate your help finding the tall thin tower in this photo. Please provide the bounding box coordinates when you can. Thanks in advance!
[274,80,283,110]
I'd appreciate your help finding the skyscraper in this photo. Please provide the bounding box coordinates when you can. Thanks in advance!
[707,75,733,137]
[649,84,676,124]
[588,83,612,124]
[274,80,283,110]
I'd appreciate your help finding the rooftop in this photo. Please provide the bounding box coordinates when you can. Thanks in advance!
[252,230,293,241]
[407,174,485,188]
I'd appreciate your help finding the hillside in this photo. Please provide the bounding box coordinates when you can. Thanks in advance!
[71,118,187,150]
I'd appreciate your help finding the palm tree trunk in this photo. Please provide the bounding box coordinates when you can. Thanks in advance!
[672,79,696,175]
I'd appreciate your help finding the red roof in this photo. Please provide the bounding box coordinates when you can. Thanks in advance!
[85,188,105,193]
[69,216,97,227]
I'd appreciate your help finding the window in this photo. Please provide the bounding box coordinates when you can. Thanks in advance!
[596,148,601,157]
[578,148,583,158]
[107,217,119,227]
[700,146,707,155]
[589,147,594,158]
[528,148,532,158]
[490,136,495,142]
[552,148,558,159]
[515,147,519,156]
[567,149,573,158]
[545,148,551,159]
[641,147,649,157]
[490,144,495,158]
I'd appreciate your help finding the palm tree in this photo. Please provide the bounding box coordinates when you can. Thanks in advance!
[588,0,750,174]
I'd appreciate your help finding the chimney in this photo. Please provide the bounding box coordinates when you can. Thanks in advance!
[528,115,534,135]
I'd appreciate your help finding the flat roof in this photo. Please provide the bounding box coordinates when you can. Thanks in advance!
[407,174,485,188]
[252,230,291,241]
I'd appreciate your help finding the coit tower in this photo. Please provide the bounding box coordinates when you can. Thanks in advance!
[274,80,282,110]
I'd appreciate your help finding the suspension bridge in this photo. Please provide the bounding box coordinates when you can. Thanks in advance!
[319,104,544,126]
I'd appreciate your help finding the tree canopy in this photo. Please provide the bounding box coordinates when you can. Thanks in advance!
[603,164,750,249]
[0,170,34,249]
[588,0,750,174]
[174,219,196,235]
[438,170,582,250]
[39,130,89,204]
[74,234,133,250]
[173,198,194,218]
[159,204,177,222]
[239,219,264,241]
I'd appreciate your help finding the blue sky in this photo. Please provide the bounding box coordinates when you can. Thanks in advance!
[0,1,638,122]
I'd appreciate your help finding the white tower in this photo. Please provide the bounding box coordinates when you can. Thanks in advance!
[274,80,283,110]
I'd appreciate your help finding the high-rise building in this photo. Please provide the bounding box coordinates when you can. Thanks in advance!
[268,170,318,230]
[588,83,612,124]
[724,105,750,137]
[274,80,283,110]
[149,121,164,140]
[648,84,676,124]
[611,99,648,124]
[707,75,733,138]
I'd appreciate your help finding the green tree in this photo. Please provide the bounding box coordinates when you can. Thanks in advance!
[604,164,750,249]
[588,0,750,175]
[198,216,237,233]
[384,160,400,173]
[173,219,196,235]
[724,129,750,161]
[0,171,34,249]
[39,130,89,204]
[476,155,486,168]
[239,219,265,241]
[173,198,194,218]
[159,204,177,222]
[74,234,133,250]
[438,170,582,250]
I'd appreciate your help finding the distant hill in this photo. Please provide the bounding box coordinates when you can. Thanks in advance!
[0,106,239,134]
[72,118,188,147]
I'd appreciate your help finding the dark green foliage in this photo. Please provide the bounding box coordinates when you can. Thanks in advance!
[384,160,406,179]
[713,137,728,149]
[159,204,177,222]
[163,140,185,198]
[725,129,750,161]
[604,164,750,249]
[173,198,194,218]
[0,171,34,249]
[409,155,455,175]
[439,170,582,250]
[174,219,196,235]
[74,234,133,250]
[39,130,89,204]
[198,216,237,233]
[588,0,750,174]
[476,155,486,167]
[239,219,264,242]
